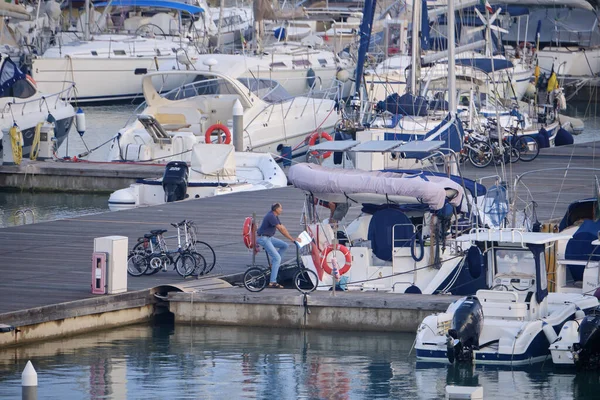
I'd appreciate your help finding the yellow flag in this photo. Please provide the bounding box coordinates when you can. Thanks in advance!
[534,64,540,86]
[547,71,558,92]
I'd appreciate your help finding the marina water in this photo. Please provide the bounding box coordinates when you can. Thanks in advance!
[1,324,600,399]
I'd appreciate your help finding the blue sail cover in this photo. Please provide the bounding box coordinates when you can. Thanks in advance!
[454,58,514,74]
[558,198,596,231]
[421,0,431,51]
[564,219,600,281]
[93,0,204,14]
[382,170,487,198]
[0,58,26,97]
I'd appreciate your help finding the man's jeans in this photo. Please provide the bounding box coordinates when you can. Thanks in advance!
[257,236,289,283]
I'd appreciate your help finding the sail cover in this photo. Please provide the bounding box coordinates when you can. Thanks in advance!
[288,163,466,211]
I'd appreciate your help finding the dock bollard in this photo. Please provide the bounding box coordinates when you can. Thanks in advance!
[22,360,37,400]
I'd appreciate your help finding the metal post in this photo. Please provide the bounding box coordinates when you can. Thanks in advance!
[447,0,456,113]
[252,212,257,266]
[232,99,244,151]
[22,361,37,400]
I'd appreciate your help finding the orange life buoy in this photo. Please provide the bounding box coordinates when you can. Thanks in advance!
[321,244,351,276]
[242,217,254,249]
[205,123,232,144]
[308,131,333,159]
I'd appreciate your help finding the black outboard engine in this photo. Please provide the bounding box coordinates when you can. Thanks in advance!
[162,161,189,202]
[447,296,484,364]
[574,312,600,369]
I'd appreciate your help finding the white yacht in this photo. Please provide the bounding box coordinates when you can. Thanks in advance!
[106,65,340,163]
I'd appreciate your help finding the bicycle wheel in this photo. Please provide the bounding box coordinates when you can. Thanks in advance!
[191,252,207,276]
[507,145,520,163]
[515,136,539,162]
[243,267,268,292]
[468,140,493,168]
[294,268,318,293]
[192,241,216,274]
[175,253,197,277]
[127,250,148,276]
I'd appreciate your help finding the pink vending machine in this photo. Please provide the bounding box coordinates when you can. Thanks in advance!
[91,252,107,294]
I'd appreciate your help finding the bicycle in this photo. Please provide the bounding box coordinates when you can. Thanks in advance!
[127,224,201,277]
[243,244,319,294]
[180,220,216,275]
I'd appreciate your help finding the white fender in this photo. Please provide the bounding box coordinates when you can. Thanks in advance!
[75,108,86,135]
[542,321,558,344]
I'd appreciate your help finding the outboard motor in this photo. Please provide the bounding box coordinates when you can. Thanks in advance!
[162,161,189,202]
[573,312,600,369]
[447,296,484,364]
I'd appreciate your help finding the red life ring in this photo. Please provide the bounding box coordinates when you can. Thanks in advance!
[308,131,333,159]
[242,217,254,249]
[205,123,232,144]
[321,244,351,276]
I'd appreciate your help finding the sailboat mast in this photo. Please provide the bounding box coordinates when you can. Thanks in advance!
[410,0,421,94]
[353,0,377,97]
[447,0,456,113]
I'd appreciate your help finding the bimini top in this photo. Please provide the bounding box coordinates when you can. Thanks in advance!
[94,0,204,14]
[288,163,466,211]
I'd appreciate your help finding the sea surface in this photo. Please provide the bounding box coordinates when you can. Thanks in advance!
[1,324,599,399]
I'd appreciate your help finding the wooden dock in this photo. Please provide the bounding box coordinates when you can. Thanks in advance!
[0,141,599,339]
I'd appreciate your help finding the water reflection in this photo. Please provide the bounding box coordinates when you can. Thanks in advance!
[0,325,599,399]
[0,191,109,228]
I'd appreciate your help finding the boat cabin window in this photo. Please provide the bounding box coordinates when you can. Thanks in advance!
[162,76,240,101]
[494,248,536,277]
[292,59,311,67]
[237,78,292,103]
[113,50,127,56]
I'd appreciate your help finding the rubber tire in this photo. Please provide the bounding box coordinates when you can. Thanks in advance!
[468,140,493,168]
[191,252,207,276]
[175,253,197,277]
[127,250,147,276]
[293,268,318,293]
[243,267,268,292]
[515,136,539,162]
[192,241,216,273]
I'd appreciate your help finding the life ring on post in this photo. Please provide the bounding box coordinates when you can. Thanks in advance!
[308,131,333,159]
[321,244,352,276]
[205,123,232,144]
[242,217,254,249]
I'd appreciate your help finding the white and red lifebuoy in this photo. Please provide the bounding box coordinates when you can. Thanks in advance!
[321,244,351,276]
[308,131,333,159]
[205,123,232,144]
[242,217,254,249]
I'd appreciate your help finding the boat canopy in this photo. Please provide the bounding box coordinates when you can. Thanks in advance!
[288,163,466,211]
[93,0,204,14]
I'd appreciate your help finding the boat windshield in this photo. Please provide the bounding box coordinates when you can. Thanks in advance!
[162,76,242,101]
[494,248,536,277]
[237,78,293,104]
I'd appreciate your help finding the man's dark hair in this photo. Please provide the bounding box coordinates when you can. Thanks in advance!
[271,203,281,212]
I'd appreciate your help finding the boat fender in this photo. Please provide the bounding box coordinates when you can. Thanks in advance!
[30,122,43,161]
[205,123,232,144]
[306,67,316,89]
[575,306,585,320]
[75,107,86,136]
[405,285,422,294]
[542,321,558,344]
[308,131,333,159]
[466,246,484,279]
[9,124,23,165]
[336,68,350,82]
[321,244,351,275]
[411,229,424,261]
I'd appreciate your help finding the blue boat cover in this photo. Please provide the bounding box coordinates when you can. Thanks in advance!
[0,58,26,97]
[554,127,574,147]
[454,58,514,74]
[376,93,428,116]
[368,208,414,261]
[558,198,596,231]
[564,219,600,281]
[93,0,204,13]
